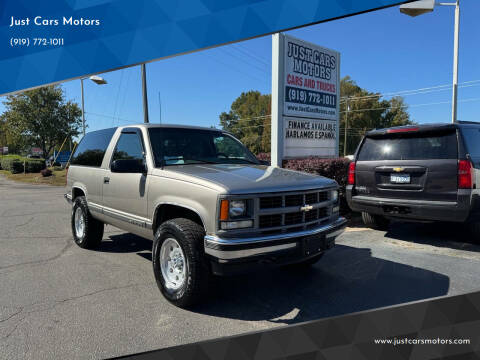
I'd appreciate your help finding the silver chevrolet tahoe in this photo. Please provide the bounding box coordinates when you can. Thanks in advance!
[65,124,346,307]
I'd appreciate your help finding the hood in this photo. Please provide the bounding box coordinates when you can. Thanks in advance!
[163,164,337,194]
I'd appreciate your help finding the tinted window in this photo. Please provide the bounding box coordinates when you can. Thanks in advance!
[71,128,116,167]
[358,132,457,161]
[112,132,144,162]
[148,128,259,166]
[461,128,480,156]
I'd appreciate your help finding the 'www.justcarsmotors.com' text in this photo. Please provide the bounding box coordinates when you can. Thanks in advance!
[374,337,471,346]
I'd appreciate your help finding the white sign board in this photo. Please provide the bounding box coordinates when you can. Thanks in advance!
[271,33,340,165]
[284,36,340,121]
[284,117,337,157]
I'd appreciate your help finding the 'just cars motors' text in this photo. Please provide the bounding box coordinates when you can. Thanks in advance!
[9,16,100,27]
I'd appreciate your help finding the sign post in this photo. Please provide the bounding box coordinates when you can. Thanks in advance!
[271,33,340,166]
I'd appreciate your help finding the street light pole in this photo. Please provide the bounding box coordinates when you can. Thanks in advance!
[400,0,461,123]
[451,0,460,123]
[81,78,85,136]
[141,63,149,124]
[79,75,107,136]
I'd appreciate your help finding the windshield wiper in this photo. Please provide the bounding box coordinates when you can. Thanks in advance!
[164,157,218,165]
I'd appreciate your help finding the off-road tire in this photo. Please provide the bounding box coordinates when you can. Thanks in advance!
[361,212,390,231]
[152,218,210,308]
[71,196,104,249]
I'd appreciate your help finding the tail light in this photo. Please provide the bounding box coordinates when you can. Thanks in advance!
[348,162,356,185]
[458,160,473,189]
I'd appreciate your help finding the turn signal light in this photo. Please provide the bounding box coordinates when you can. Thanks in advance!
[348,162,356,185]
[458,160,473,189]
[219,200,229,221]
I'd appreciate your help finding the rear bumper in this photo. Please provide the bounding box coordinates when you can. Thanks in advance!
[64,193,72,205]
[204,217,347,275]
[346,186,471,222]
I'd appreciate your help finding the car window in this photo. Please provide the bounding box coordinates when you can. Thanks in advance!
[70,128,116,167]
[461,128,480,157]
[358,132,458,161]
[112,132,144,162]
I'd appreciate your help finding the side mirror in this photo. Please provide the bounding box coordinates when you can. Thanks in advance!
[111,159,147,174]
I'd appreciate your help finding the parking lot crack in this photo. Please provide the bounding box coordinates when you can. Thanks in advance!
[0,241,72,271]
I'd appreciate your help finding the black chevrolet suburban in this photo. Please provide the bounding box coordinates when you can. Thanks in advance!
[346,122,480,236]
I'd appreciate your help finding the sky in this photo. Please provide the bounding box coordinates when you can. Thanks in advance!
[1,1,479,135]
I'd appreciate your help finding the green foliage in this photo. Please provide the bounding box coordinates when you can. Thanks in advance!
[0,155,45,173]
[220,78,412,155]
[219,91,271,154]
[340,76,413,155]
[1,85,81,158]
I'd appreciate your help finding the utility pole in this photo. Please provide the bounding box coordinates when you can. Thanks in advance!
[343,98,349,157]
[158,91,162,124]
[141,63,149,123]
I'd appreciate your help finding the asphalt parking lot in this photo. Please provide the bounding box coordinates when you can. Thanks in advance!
[1,176,480,359]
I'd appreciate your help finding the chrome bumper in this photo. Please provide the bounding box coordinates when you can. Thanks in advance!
[204,217,347,260]
[64,193,72,204]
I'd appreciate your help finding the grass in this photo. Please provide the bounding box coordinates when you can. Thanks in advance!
[0,169,66,186]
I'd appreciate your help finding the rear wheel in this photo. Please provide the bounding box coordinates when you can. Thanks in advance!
[361,212,390,231]
[71,196,104,249]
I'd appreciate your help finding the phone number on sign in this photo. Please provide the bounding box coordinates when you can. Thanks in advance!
[10,38,65,47]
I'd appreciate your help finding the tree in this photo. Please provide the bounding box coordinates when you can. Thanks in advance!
[2,85,82,157]
[219,91,271,154]
[340,76,413,155]
[220,78,412,156]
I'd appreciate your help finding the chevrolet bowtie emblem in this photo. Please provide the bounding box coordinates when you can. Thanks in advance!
[393,167,405,172]
[300,204,314,212]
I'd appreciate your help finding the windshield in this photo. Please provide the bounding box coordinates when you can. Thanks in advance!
[148,128,260,166]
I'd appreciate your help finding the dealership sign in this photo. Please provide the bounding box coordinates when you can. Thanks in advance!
[284,37,339,121]
[271,33,340,165]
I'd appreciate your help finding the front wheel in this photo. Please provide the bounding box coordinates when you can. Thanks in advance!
[152,218,210,308]
[361,212,390,231]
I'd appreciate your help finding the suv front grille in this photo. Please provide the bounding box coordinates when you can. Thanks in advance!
[285,212,303,225]
[285,194,303,207]
[256,190,333,231]
[259,196,282,209]
[259,214,282,228]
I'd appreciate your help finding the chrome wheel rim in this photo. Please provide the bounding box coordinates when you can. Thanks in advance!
[74,207,85,239]
[160,238,187,291]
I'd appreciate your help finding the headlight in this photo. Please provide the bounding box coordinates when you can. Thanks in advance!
[229,200,246,218]
[331,190,338,202]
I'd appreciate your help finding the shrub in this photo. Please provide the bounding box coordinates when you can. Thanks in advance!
[25,159,45,173]
[0,156,46,174]
[256,152,271,163]
[255,153,351,214]
[41,168,52,177]
[0,158,24,174]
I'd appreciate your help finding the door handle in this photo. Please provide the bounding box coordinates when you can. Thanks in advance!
[104,177,110,184]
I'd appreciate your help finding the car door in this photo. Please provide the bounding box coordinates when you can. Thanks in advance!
[102,128,149,225]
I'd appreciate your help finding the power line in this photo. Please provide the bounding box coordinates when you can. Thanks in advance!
[340,79,480,103]
[340,96,480,114]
